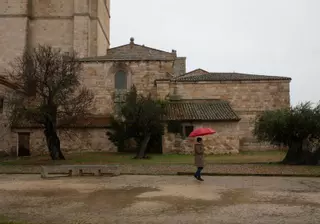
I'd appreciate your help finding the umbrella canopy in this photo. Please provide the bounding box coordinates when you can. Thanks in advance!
[189,128,216,137]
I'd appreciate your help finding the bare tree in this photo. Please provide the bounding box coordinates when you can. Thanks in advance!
[5,45,94,160]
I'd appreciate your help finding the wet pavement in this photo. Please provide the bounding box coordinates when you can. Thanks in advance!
[0,174,319,224]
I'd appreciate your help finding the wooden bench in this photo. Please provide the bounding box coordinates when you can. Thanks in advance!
[40,165,119,178]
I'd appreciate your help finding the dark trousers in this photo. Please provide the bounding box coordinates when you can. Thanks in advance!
[195,167,203,177]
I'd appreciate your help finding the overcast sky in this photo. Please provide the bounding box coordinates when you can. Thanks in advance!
[110,0,320,106]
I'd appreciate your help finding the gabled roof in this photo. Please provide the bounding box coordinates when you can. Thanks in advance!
[165,100,240,121]
[177,68,209,78]
[173,72,291,82]
[80,38,176,62]
[0,75,20,90]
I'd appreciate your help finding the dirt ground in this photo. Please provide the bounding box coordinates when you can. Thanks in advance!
[0,175,319,224]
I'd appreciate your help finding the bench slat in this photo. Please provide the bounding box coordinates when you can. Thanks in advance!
[41,165,120,178]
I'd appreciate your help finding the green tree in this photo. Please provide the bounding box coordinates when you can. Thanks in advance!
[5,45,94,160]
[253,102,320,165]
[107,86,166,158]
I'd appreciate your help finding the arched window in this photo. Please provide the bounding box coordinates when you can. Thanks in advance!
[114,70,128,114]
[115,70,127,90]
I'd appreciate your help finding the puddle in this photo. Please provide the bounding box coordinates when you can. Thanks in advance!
[85,187,160,209]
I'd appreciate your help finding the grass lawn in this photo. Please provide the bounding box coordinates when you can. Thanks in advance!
[0,216,26,224]
[0,150,287,166]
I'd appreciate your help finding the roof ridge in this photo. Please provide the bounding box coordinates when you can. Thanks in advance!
[135,43,175,55]
[207,72,290,77]
[173,72,291,81]
[108,43,174,55]
[169,99,226,103]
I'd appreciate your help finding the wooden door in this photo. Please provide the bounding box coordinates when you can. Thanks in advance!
[18,133,30,157]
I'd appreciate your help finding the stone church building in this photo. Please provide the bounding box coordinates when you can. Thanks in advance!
[0,0,291,156]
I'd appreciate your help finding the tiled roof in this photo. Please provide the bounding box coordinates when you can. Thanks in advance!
[173,72,291,82]
[12,116,111,129]
[165,100,240,121]
[0,75,21,90]
[80,38,176,62]
[177,68,209,78]
[63,116,111,128]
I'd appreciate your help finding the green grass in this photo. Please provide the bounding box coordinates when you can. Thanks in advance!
[0,150,287,166]
[0,216,27,224]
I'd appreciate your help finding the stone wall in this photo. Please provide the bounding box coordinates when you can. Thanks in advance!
[0,0,28,76]
[173,80,290,111]
[171,80,290,151]
[11,128,116,156]
[30,0,75,53]
[156,80,171,100]
[82,60,174,115]
[0,0,110,65]
[96,0,110,55]
[163,121,239,155]
[0,83,14,155]
[173,57,186,77]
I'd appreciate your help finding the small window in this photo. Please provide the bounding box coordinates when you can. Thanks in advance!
[184,125,194,138]
[115,70,127,90]
[0,97,3,113]
[167,121,182,133]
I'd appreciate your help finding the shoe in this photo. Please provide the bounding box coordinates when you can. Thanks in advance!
[198,177,204,181]
[194,174,198,180]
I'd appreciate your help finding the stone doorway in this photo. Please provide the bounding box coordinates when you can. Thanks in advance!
[146,134,163,154]
[17,133,30,157]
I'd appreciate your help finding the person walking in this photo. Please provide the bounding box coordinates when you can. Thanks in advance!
[194,137,204,181]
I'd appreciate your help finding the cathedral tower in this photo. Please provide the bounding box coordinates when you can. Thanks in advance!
[0,0,110,73]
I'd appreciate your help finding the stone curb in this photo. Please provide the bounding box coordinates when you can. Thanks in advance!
[177,172,320,178]
[0,171,319,178]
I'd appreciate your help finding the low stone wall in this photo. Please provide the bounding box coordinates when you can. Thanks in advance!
[240,137,286,151]
[163,121,239,155]
[11,128,117,156]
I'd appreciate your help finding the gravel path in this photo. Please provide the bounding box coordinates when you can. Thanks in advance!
[0,164,319,176]
[0,175,319,224]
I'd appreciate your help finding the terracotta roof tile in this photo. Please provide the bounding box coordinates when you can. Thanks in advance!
[176,68,209,78]
[173,72,291,82]
[165,101,240,121]
[0,75,21,90]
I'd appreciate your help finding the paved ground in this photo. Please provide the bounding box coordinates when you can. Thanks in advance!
[0,175,319,224]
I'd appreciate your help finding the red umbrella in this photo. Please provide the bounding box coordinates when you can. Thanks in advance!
[189,128,216,137]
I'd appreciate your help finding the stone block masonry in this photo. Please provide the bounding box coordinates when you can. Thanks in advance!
[10,128,117,156]
[81,61,174,115]
[163,122,240,155]
[0,0,111,71]
[171,80,290,151]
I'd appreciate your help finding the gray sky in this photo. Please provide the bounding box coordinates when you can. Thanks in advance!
[110,0,320,106]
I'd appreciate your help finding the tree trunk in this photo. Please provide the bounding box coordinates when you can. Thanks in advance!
[282,139,303,165]
[136,133,151,159]
[45,132,64,160]
[44,121,65,160]
[283,138,320,165]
